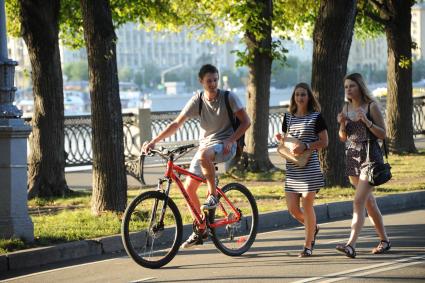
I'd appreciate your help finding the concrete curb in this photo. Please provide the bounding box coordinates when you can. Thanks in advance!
[1,190,425,273]
[6,240,102,271]
[259,191,425,232]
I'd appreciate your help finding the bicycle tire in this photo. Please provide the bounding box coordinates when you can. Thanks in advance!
[121,191,182,269]
[210,182,258,256]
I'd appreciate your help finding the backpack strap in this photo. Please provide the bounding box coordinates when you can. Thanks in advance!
[198,91,203,116]
[224,90,236,130]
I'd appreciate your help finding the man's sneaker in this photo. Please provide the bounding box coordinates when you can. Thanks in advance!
[201,195,218,210]
[181,231,208,249]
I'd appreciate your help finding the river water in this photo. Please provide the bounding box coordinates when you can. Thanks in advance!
[143,87,293,112]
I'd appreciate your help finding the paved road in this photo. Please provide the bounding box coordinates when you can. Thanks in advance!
[2,209,424,282]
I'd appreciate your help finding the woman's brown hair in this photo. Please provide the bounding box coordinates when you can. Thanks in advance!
[289,82,321,114]
[344,73,375,103]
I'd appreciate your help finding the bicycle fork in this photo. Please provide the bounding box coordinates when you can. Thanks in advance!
[149,178,172,235]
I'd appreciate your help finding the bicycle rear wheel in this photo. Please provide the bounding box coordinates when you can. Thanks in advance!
[121,191,182,269]
[210,183,258,256]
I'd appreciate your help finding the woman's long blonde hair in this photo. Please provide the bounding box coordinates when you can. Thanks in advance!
[289,82,321,114]
[344,73,375,103]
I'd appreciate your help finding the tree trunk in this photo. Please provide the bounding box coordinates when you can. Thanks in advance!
[80,0,127,214]
[311,0,357,187]
[385,1,416,153]
[243,0,274,172]
[19,0,69,198]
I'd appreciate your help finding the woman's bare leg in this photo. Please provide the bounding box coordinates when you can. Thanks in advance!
[285,191,304,224]
[365,194,389,241]
[301,192,317,249]
[347,177,373,248]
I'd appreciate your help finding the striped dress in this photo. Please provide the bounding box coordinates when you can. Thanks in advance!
[282,112,326,193]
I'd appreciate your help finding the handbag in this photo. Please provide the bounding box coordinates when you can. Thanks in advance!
[277,114,312,167]
[365,105,392,186]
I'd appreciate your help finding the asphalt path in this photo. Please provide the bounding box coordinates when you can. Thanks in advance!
[2,209,424,283]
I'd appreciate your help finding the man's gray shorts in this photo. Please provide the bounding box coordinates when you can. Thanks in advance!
[189,143,237,177]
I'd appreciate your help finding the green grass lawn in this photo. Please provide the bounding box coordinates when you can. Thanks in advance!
[1,150,424,254]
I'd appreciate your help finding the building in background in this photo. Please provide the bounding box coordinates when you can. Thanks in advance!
[348,37,387,71]
[59,22,237,86]
[115,23,236,72]
[283,39,313,62]
[6,37,31,89]
[412,3,425,60]
[61,47,87,65]
[8,5,424,89]
[8,22,237,90]
[348,3,425,75]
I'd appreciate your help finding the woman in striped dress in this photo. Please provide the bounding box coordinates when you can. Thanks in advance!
[276,83,328,257]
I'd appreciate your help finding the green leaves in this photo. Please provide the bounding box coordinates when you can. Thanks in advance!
[355,0,385,39]
[5,0,318,66]
[399,55,412,69]
[5,0,20,37]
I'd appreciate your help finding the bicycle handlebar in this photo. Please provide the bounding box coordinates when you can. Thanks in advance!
[144,143,197,160]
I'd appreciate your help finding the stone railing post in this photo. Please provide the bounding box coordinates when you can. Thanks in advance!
[0,0,34,241]
[0,120,33,241]
[138,108,152,146]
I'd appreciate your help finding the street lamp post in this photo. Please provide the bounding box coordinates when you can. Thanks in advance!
[0,0,34,241]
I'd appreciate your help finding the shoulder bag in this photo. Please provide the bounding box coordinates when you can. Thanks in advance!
[277,114,312,167]
[365,103,392,186]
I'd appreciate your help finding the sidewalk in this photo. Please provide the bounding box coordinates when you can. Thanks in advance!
[2,191,425,273]
[1,137,424,273]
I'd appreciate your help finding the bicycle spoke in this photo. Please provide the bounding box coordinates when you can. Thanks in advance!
[210,183,258,256]
[121,191,182,268]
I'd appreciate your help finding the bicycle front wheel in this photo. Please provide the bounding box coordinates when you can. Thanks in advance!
[210,183,258,256]
[121,191,182,269]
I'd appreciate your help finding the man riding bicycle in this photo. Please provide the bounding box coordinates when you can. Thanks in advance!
[142,64,251,248]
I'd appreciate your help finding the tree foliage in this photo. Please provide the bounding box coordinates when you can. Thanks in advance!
[63,61,88,81]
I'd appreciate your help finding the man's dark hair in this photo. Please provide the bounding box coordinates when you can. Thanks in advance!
[198,64,219,79]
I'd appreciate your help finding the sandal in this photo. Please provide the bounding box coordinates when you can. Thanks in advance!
[336,244,356,258]
[299,247,313,258]
[311,225,320,250]
[372,240,391,254]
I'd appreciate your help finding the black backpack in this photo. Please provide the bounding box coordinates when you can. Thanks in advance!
[198,90,245,152]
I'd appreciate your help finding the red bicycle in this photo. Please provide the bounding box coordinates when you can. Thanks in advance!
[121,144,258,269]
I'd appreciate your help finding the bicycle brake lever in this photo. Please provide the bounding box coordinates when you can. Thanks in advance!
[161,147,169,155]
